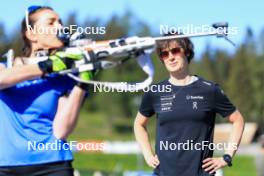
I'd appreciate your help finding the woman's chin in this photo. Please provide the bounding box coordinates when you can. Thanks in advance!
[168,66,181,73]
[48,40,64,49]
[55,41,64,48]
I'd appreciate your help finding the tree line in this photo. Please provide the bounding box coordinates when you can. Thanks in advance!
[1,11,264,133]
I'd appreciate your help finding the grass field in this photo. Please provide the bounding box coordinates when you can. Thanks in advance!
[223,155,257,176]
[73,153,150,174]
[73,153,257,176]
[68,111,156,141]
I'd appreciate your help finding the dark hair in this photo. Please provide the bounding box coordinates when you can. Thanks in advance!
[156,31,194,63]
[21,6,53,57]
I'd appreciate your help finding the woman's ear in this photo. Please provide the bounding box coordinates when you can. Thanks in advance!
[25,29,37,43]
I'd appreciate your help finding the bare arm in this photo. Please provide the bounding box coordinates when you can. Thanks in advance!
[134,112,159,168]
[225,110,245,157]
[0,62,43,90]
[203,110,245,174]
[52,86,86,140]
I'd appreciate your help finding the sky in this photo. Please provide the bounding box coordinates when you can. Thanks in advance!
[0,0,263,57]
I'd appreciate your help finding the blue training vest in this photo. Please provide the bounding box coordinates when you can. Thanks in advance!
[0,64,76,166]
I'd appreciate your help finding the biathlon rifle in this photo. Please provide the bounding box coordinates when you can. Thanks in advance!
[5,22,235,91]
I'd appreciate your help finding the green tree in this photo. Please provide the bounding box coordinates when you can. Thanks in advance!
[227,43,255,121]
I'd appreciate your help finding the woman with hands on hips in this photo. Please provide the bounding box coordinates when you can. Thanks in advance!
[134,32,244,176]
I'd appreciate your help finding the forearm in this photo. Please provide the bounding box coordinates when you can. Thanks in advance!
[0,64,43,90]
[225,111,245,157]
[134,122,154,159]
[53,86,86,139]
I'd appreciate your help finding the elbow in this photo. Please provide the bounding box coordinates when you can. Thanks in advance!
[237,111,245,126]
[0,66,8,90]
[0,76,9,90]
[0,77,5,90]
[134,120,140,133]
[134,113,149,132]
[232,111,245,130]
[134,119,142,130]
[134,120,147,134]
[230,110,244,123]
[53,130,68,140]
[52,113,76,140]
[53,125,71,140]
[239,116,245,131]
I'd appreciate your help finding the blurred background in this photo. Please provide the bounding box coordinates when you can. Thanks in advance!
[1,0,264,175]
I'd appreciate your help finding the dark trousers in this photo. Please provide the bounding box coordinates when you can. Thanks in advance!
[0,161,73,176]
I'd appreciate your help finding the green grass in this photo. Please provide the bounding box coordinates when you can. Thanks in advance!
[69,112,114,141]
[69,111,156,141]
[73,153,257,176]
[73,152,151,175]
[223,155,257,176]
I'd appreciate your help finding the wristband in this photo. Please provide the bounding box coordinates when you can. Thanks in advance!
[223,154,232,167]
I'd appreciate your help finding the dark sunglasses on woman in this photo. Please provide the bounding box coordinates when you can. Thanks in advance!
[160,47,183,60]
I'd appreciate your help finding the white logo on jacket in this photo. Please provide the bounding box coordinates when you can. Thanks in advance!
[186,95,204,100]
[193,101,198,109]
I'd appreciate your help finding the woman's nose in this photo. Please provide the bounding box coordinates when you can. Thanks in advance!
[168,52,175,61]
